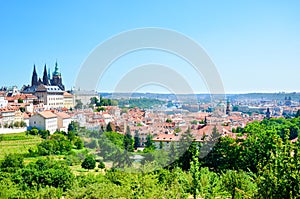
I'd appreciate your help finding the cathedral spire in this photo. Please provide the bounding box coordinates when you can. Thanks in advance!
[31,64,38,87]
[43,64,49,85]
[53,61,61,76]
[48,67,51,80]
[51,60,65,90]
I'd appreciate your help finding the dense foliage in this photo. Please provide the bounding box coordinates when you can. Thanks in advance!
[1,117,300,198]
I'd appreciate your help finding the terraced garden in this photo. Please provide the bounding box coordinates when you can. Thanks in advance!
[0,132,42,160]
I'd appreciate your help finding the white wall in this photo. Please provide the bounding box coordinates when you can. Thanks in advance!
[29,115,58,134]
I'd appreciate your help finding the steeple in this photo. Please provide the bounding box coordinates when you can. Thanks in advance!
[43,64,49,85]
[226,99,231,115]
[31,64,38,87]
[48,68,51,80]
[53,61,61,76]
[51,61,65,90]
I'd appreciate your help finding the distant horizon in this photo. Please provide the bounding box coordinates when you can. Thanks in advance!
[3,84,300,95]
[97,91,300,95]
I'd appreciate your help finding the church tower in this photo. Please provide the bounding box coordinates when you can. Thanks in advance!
[43,64,49,85]
[51,61,65,90]
[31,64,38,87]
[226,99,231,115]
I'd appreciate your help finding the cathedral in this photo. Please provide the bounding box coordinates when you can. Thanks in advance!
[22,62,65,93]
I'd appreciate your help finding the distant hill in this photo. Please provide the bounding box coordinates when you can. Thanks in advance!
[99,92,300,102]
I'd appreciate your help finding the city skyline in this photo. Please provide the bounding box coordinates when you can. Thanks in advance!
[0,1,300,93]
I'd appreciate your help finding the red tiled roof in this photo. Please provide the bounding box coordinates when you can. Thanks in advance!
[5,94,37,102]
[55,111,71,119]
[38,111,57,119]
[63,92,73,97]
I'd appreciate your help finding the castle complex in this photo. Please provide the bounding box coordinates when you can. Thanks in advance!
[22,61,65,93]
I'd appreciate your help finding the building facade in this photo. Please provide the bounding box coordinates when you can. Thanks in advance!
[63,92,75,109]
[35,85,64,109]
[29,111,58,134]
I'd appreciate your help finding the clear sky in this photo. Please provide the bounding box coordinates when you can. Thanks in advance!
[0,0,299,94]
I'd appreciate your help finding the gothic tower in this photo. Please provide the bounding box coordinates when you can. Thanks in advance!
[43,64,49,85]
[51,61,65,90]
[48,68,51,80]
[31,64,38,87]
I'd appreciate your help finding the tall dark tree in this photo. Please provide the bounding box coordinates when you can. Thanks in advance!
[295,109,300,118]
[75,99,83,109]
[90,97,99,105]
[176,127,198,171]
[106,122,114,132]
[68,121,79,132]
[134,130,140,149]
[124,126,133,152]
[145,134,154,149]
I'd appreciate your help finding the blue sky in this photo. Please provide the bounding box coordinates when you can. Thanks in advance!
[0,1,299,93]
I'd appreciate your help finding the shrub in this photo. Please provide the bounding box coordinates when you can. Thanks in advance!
[81,155,96,170]
[98,161,105,169]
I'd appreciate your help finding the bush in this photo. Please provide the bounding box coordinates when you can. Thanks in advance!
[27,128,39,136]
[0,154,24,172]
[13,158,74,191]
[81,155,96,170]
[98,161,105,169]
[20,121,27,127]
[74,136,84,149]
[13,122,20,128]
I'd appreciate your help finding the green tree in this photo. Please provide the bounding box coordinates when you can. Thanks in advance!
[134,130,140,149]
[13,158,74,191]
[98,161,105,169]
[39,129,50,139]
[96,106,106,112]
[256,132,300,198]
[27,128,39,136]
[13,121,20,128]
[169,141,177,161]
[222,170,257,199]
[106,122,114,132]
[174,127,181,133]
[74,136,84,149]
[124,126,133,152]
[90,97,99,105]
[176,127,197,171]
[75,99,83,109]
[296,109,300,118]
[190,144,200,199]
[190,120,198,125]
[0,154,24,172]
[144,134,155,152]
[81,155,96,170]
[166,118,172,123]
[68,121,79,132]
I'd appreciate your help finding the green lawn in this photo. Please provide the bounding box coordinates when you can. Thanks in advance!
[0,132,42,160]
